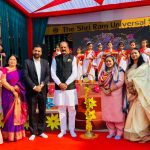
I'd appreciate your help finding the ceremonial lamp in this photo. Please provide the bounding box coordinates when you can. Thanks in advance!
[79,73,98,139]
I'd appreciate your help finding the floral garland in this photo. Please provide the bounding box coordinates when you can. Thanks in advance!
[84,86,97,132]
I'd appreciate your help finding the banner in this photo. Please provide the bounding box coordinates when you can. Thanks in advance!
[45,17,150,35]
[72,26,150,54]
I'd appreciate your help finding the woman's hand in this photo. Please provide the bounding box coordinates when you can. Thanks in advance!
[1,53,6,57]
[126,81,137,95]
[128,87,137,95]
[103,89,111,96]
[14,85,20,93]
[13,91,18,98]
[110,84,117,92]
[146,52,150,56]
[126,81,133,88]
[10,86,15,93]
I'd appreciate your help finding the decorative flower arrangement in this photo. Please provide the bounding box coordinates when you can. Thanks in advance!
[93,85,100,93]
[48,87,54,94]
[46,114,60,130]
[84,86,97,133]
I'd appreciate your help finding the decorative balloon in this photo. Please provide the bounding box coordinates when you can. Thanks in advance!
[49,87,54,94]
[76,85,79,93]
[93,85,100,93]
[46,97,54,110]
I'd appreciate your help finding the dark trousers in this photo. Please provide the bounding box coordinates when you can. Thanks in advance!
[27,92,47,135]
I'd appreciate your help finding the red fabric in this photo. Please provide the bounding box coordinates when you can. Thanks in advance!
[95,51,102,56]
[85,50,96,57]
[0,132,150,149]
[1,67,8,74]
[117,50,129,65]
[34,0,71,12]
[85,50,89,57]
[126,49,132,55]
[77,54,84,61]
[31,0,150,18]
[140,48,148,54]
[104,49,118,54]
[140,48,144,53]
[7,0,150,17]
[95,0,104,5]
[35,0,104,13]
[118,50,129,56]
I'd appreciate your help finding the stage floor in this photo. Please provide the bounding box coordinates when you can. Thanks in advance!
[1,131,150,150]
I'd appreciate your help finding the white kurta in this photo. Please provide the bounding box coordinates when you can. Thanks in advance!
[77,61,83,80]
[95,52,104,66]
[76,54,83,80]
[118,51,129,71]
[51,56,78,106]
[94,51,105,78]
[141,48,150,64]
[82,50,95,80]
[119,58,128,71]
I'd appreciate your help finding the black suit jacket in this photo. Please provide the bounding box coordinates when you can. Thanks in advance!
[24,58,50,96]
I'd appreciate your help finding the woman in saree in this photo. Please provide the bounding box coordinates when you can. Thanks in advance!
[99,55,125,140]
[1,55,27,142]
[124,48,150,142]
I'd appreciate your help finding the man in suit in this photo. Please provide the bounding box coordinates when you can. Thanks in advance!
[24,45,50,141]
[51,41,78,138]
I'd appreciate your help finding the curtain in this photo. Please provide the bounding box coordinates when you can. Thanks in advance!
[0,0,28,63]
[32,18,48,46]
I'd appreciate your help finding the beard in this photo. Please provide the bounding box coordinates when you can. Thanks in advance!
[33,54,40,59]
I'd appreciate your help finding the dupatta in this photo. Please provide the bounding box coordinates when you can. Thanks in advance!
[127,63,150,118]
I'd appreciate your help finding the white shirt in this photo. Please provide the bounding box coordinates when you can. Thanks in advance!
[33,57,41,84]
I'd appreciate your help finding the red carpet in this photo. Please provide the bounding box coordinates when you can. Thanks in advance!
[0,131,150,150]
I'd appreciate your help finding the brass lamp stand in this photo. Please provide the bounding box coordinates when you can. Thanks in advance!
[79,74,98,139]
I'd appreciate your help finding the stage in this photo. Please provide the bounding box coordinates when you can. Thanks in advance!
[1,131,150,150]
[1,82,150,149]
